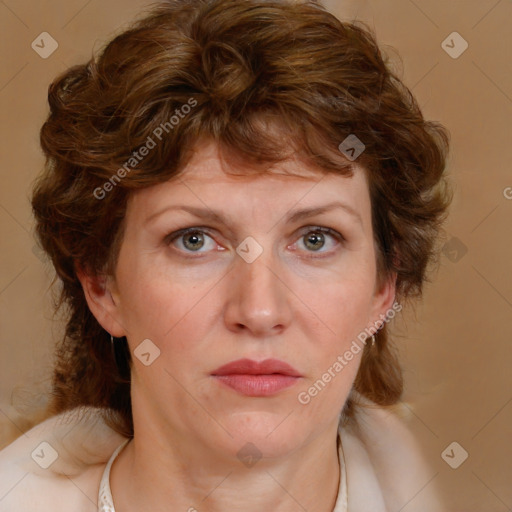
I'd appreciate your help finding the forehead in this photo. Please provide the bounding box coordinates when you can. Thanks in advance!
[126,139,372,229]
[142,138,366,194]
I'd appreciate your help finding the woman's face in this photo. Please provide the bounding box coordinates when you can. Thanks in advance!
[91,139,395,459]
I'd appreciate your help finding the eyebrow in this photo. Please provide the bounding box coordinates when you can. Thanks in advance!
[145,201,362,228]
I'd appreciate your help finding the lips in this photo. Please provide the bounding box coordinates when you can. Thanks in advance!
[211,358,302,397]
[212,358,302,377]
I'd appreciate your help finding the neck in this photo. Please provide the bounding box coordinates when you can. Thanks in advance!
[110,422,341,512]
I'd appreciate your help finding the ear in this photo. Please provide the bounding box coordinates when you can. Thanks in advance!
[76,264,126,338]
[368,271,398,331]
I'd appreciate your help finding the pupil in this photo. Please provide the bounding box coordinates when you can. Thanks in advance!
[306,232,324,250]
[184,233,203,250]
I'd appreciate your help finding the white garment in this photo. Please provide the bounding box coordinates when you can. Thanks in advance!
[98,440,130,512]
[0,401,444,511]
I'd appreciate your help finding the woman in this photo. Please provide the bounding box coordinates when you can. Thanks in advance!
[0,0,451,510]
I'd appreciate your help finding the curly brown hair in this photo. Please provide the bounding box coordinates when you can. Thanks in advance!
[31,0,451,437]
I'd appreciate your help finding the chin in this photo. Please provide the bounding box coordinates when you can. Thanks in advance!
[217,412,309,458]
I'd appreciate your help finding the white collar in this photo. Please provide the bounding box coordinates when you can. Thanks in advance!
[339,425,387,511]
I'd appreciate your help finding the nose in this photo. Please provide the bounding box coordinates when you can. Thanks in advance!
[223,247,292,337]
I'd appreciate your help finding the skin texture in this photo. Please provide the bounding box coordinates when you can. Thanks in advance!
[78,139,397,512]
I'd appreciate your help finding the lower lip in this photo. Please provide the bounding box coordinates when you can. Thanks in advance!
[213,374,300,396]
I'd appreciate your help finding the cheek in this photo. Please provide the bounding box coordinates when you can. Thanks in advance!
[296,268,376,341]
[121,279,211,341]
[292,279,373,416]
[113,248,202,341]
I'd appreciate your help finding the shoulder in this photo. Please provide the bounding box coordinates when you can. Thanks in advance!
[342,395,445,512]
[0,407,127,512]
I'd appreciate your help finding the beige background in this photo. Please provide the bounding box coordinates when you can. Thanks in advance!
[0,0,511,510]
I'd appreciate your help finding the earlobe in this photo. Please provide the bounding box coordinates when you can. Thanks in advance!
[76,264,126,338]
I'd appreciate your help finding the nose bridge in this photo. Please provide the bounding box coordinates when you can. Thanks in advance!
[224,240,291,335]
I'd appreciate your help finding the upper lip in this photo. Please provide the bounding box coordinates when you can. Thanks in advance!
[212,358,302,377]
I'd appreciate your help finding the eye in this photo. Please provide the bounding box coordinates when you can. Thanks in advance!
[292,227,343,255]
[164,225,343,257]
[165,228,219,254]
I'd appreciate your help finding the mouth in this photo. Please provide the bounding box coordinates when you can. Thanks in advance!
[211,358,302,397]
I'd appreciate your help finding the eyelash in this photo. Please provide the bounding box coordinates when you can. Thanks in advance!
[164,226,345,258]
